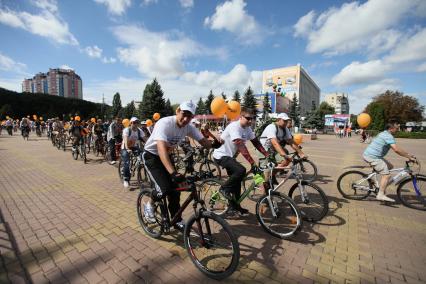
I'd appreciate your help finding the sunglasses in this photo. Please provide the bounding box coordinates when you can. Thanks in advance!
[244,116,254,121]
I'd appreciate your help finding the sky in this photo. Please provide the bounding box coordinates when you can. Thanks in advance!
[0,0,425,114]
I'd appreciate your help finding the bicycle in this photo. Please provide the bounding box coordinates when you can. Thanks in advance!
[337,160,425,210]
[118,148,149,186]
[284,146,318,182]
[72,137,87,163]
[137,173,239,280]
[179,144,222,179]
[202,163,303,239]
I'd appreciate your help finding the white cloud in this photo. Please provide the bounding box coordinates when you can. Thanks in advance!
[385,28,426,64]
[102,57,117,64]
[331,60,390,86]
[0,77,23,92]
[0,1,78,45]
[204,0,264,45]
[294,0,422,55]
[94,0,131,15]
[417,62,426,72]
[60,64,73,70]
[112,25,225,78]
[0,52,27,74]
[179,0,194,9]
[85,45,103,58]
[83,64,262,106]
[142,0,158,6]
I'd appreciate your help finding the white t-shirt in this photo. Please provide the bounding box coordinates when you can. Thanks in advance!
[260,123,292,152]
[212,121,255,160]
[122,127,145,149]
[144,116,204,155]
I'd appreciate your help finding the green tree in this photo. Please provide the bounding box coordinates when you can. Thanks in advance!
[366,102,385,130]
[164,99,174,116]
[139,78,166,119]
[204,90,215,115]
[242,86,257,116]
[318,101,335,118]
[289,93,300,126]
[0,104,14,119]
[121,101,136,118]
[262,94,271,119]
[171,104,179,112]
[232,90,241,102]
[111,92,122,118]
[370,90,424,123]
[221,92,227,100]
[196,97,206,115]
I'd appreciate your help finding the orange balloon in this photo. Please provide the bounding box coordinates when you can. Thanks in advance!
[210,97,227,118]
[226,100,241,120]
[146,119,153,127]
[74,116,81,122]
[91,117,96,123]
[293,134,303,145]
[153,113,161,121]
[122,118,130,127]
[357,113,371,128]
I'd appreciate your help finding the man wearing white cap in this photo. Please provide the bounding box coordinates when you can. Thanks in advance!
[142,101,214,231]
[259,113,305,189]
[121,117,146,188]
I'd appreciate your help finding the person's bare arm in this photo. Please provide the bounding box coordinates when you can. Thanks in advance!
[390,144,416,161]
[157,140,176,174]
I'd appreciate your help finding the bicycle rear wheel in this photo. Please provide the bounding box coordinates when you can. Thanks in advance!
[184,210,239,280]
[200,179,229,216]
[72,148,79,160]
[288,181,328,222]
[118,160,125,181]
[136,189,164,238]
[136,165,149,186]
[256,192,302,239]
[295,159,318,182]
[397,176,426,211]
[337,170,372,200]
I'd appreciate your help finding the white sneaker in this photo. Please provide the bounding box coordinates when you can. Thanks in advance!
[110,161,116,165]
[123,181,129,188]
[376,193,395,202]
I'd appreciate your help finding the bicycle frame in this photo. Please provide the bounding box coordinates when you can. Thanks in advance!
[354,166,411,192]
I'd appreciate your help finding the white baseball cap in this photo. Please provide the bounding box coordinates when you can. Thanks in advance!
[130,117,139,123]
[277,113,290,120]
[180,100,196,115]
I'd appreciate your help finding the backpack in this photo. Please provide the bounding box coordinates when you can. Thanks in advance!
[255,118,277,139]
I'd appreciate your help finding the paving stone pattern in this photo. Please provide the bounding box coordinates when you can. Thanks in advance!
[0,133,425,283]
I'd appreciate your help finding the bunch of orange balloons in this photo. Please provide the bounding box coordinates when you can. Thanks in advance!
[210,97,241,120]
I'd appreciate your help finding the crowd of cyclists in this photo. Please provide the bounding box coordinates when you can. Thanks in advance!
[2,100,421,279]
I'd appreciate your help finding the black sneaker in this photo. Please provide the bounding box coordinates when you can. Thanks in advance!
[219,188,233,200]
[236,206,249,216]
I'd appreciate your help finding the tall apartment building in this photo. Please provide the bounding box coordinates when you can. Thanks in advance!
[262,64,320,116]
[324,93,350,114]
[22,68,83,99]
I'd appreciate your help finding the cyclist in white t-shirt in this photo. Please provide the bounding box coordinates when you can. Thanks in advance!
[121,117,146,188]
[142,101,215,231]
[212,107,269,215]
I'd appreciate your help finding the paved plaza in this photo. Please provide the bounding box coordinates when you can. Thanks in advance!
[0,133,425,283]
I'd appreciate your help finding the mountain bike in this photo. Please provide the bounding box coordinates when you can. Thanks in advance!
[285,146,318,182]
[137,173,239,280]
[118,148,148,186]
[178,145,222,179]
[202,164,303,239]
[72,137,87,163]
[337,160,425,210]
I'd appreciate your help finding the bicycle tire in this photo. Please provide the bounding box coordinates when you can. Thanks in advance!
[136,189,164,238]
[288,181,329,222]
[184,210,239,280]
[200,179,229,216]
[56,139,61,149]
[295,159,318,182]
[337,170,372,200]
[136,165,149,186]
[198,160,222,179]
[62,138,66,151]
[256,192,302,239]
[118,160,125,181]
[243,175,264,202]
[72,148,79,160]
[397,176,426,211]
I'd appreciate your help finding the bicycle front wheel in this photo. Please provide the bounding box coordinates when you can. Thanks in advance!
[295,159,318,182]
[397,176,426,211]
[198,160,222,179]
[136,189,164,238]
[337,170,372,200]
[184,210,239,280]
[200,179,229,216]
[256,192,302,239]
[72,148,79,160]
[288,181,328,222]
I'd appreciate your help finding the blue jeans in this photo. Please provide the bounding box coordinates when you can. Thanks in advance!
[121,149,131,181]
